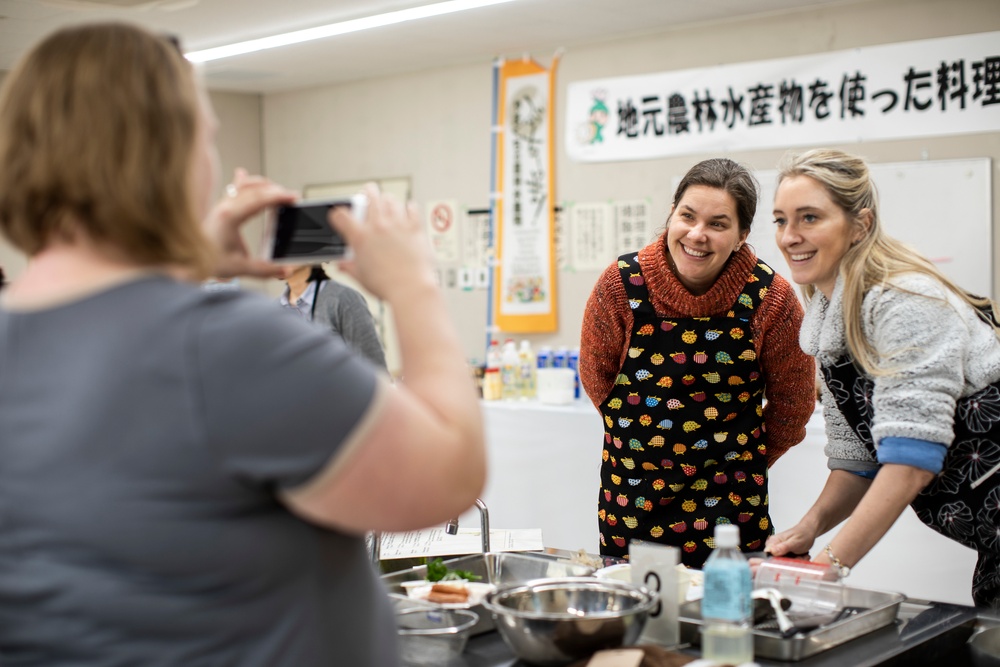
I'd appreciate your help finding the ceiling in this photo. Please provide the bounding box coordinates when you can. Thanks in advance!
[1,0,862,93]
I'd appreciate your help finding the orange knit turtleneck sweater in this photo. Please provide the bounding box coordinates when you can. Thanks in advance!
[579,235,816,465]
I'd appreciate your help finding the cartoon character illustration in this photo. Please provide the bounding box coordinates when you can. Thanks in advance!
[588,93,609,144]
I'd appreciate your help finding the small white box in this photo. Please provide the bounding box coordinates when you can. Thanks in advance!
[536,368,576,404]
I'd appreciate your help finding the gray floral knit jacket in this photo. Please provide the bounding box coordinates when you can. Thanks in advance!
[802,273,1000,473]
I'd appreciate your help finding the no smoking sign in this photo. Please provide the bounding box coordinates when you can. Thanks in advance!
[431,203,453,233]
[426,199,460,265]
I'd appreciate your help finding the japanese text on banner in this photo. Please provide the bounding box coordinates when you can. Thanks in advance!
[567,31,1000,162]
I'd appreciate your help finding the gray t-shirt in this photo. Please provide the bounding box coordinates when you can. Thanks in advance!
[0,276,400,666]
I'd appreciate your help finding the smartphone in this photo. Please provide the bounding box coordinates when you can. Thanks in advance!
[262,193,368,263]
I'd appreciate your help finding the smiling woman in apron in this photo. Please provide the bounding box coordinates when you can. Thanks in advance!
[580,158,816,568]
[766,149,1000,609]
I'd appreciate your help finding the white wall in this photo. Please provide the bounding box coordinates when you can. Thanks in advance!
[207,90,270,293]
[258,0,1000,364]
[0,69,23,286]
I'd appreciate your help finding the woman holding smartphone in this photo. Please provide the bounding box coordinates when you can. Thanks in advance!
[0,22,484,664]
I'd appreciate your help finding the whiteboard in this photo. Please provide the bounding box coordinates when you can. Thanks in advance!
[745,158,993,299]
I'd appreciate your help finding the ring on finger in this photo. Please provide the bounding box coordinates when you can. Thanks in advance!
[226,183,238,198]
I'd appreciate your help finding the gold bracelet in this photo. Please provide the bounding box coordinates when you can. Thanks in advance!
[824,544,851,579]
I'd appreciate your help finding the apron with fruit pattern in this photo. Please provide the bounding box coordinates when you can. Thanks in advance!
[821,356,1000,609]
[597,252,775,569]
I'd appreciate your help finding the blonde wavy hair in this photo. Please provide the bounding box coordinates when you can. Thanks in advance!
[0,23,213,276]
[777,148,999,375]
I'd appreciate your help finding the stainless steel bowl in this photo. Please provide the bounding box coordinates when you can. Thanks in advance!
[482,577,658,666]
[381,551,598,637]
[396,607,479,666]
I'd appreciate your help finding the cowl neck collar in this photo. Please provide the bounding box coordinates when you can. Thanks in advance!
[800,274,847,364]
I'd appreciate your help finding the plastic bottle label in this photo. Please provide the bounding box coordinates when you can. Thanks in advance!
[702,560,751,622]
[568,349,580,399]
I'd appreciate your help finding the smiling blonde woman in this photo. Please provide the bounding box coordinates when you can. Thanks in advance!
[769,148,1000,609]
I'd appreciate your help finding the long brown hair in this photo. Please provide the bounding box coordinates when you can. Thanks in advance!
[777,148,999,375]
[0,23,213,275]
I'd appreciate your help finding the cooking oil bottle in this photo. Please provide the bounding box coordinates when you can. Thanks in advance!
[701,524,753,665]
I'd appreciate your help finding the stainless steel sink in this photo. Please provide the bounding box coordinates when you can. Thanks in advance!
[381,551,599,636]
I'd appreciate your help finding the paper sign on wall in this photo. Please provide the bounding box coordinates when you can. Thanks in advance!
[568,202,614,271]
[493,57,559,332]
[615,200,654,257]
[462,209,493,274]
[426,199,460,265]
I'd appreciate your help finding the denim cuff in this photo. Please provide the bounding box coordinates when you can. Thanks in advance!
[877,436,947,475]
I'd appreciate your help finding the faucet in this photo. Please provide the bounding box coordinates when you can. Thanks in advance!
[368,498,491,569]
[445,498,491,553]
[368,531,381,568]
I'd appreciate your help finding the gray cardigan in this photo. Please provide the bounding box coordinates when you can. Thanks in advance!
[802,273,1000,473]
[311,280,388,370]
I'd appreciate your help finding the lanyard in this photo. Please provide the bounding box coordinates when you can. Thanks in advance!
[308,279,323,322]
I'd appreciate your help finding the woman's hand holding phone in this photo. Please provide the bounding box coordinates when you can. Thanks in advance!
[327,183,436,304]
[204,167,297,279]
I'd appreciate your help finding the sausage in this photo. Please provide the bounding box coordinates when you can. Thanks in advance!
[426,583,469,604]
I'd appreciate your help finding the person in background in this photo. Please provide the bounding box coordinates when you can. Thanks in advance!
[0,22,485,665]
[766,148,1000,609]
[580,158,815,568]
[0,267,5,291]
[281,263,387,369]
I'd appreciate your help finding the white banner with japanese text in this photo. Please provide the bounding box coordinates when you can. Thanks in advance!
[495,58,558,332]
[566,31,1000,162]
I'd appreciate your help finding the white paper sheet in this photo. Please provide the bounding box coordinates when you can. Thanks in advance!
[567,202,614,271]
[378,527,544,560]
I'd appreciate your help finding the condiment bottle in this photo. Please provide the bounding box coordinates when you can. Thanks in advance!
[483,340,502,401]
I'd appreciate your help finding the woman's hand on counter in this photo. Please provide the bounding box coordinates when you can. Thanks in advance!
[765,524,818,559]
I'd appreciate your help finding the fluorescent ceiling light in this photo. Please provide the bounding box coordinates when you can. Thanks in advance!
[185,0,520,63]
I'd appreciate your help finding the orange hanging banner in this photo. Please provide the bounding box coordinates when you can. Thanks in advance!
[493,57,558,333]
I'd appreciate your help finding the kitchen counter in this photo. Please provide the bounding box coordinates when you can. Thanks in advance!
[386,549,985,666]
[451,597,980,666]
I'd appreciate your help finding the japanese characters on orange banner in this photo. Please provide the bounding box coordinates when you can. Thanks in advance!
[494,58,558,333]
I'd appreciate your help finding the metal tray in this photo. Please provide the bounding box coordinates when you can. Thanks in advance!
[381,551,596,635]
[679,582,906,661]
